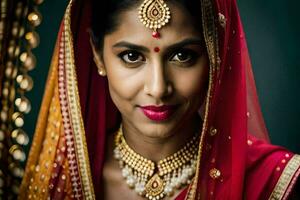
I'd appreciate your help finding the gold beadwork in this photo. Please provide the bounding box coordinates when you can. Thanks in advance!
[209,168,221,179]
[218,13,226,28]
[138,0,171,38]
[285,153,290,158]
[276,167,281,171]
[114,126,199,200]
[246,112,250,117]
[209,127,218,136]
[247,140,253,146]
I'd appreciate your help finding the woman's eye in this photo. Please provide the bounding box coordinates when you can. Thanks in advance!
[170,50,196,63]
[119,51,145,63]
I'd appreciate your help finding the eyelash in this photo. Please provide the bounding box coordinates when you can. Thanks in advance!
[118,50,145,64]
[169,49,199,64]
[117,49,200,66]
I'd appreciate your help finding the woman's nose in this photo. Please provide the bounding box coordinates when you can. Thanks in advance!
[143,62,173,99]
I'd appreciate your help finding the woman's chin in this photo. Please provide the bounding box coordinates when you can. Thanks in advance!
[134,121,179,140]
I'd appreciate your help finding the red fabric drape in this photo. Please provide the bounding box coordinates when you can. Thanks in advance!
[55,0,299,199]
[70,1,120,198]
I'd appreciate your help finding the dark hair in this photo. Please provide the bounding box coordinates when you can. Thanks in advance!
[91,0,202,50]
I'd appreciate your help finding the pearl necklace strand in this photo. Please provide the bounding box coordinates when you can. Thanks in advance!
[113,126,199,200]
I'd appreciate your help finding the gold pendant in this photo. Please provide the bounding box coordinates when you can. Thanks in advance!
[138,0,171,39]
[145,174,165,199]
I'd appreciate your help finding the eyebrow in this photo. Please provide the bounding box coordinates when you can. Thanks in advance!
[112,38,204,53]
[113,41,149,52]
[167,38,204,51]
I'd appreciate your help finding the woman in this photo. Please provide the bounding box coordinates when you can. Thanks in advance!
[19,0,300,199]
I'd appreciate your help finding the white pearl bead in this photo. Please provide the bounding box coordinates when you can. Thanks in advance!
[122,168,129,177]
[126,177,135,187]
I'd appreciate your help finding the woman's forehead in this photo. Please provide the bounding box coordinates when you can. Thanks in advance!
[104,3,203,47]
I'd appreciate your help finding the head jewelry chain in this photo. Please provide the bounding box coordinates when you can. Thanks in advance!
[138,0,171,39]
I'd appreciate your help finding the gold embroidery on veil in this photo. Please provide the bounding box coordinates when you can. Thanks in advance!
[186,0,220,199]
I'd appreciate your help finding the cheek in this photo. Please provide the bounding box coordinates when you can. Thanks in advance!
[181,67,209,113]
[172,63,209,100]
[105,60,144,111]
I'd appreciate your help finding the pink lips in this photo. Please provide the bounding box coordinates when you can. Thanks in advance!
[140,105,177,121]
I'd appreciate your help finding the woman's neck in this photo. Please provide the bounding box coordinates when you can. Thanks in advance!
[121,115,201,163]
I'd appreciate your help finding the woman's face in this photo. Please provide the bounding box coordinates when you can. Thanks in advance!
[93,3,209,139]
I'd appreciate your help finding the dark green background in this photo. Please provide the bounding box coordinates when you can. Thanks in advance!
[24,0,300,154]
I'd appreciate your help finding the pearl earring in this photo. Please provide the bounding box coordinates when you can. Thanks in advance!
[98,68,106,76]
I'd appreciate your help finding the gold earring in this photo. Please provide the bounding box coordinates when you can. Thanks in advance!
[98,68,106,76]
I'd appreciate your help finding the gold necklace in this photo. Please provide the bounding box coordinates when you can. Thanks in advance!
[113,126,199,200]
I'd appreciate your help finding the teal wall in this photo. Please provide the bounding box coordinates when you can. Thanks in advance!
[24,0,300,154]
[237,0,300,152]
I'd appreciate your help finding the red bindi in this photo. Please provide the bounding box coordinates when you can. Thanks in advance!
[154,47,160,53]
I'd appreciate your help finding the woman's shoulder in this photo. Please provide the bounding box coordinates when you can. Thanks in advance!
[245,135,300,199]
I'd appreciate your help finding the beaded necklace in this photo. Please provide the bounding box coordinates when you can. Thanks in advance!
[113,126,199,200]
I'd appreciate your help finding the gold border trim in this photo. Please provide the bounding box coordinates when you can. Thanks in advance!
[64,1,96,199]
[186,0,219,199]
[268,154,300,200]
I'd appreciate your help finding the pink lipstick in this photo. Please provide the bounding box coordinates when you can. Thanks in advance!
[140,105,177,121]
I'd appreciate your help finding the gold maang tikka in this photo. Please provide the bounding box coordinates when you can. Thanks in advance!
[138,0,171,39]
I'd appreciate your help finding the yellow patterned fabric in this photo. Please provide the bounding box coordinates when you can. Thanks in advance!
[18,38,72,199]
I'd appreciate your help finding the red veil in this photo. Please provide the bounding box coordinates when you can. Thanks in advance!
[19,0,300,199]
